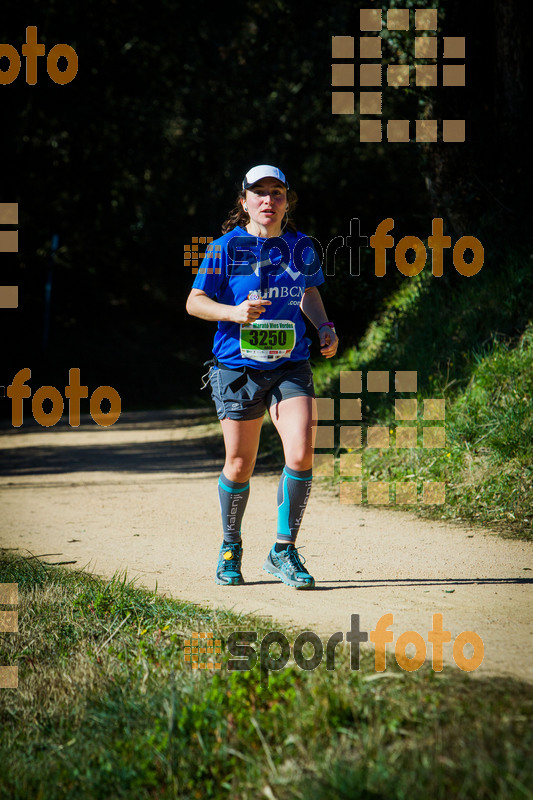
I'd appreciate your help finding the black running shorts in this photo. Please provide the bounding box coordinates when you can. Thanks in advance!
[209,360,315,421]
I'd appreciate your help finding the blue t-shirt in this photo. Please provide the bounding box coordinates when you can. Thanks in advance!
[192,226,325,369]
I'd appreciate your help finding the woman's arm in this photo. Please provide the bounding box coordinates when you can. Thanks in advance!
[186,288,235,322]
[300,286,339,359]
[300,285,330,329]
[186,288,271,324]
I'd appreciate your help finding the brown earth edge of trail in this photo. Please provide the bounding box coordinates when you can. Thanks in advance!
[1,408,532,683]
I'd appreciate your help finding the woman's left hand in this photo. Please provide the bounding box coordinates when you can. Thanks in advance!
[319,327,339,358]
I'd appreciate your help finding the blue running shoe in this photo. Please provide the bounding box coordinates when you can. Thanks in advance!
[215,542,244,585]
[263,544,315,589]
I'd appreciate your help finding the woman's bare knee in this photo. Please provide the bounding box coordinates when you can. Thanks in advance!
[223,456,256,482]
[285,455,313,472]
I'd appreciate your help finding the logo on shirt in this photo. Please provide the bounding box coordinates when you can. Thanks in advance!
[260,286,305,300]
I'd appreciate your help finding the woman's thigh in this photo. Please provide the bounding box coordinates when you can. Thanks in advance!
[220,416,264,482]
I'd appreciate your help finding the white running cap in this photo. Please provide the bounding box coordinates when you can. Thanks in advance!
[242,165,289,190]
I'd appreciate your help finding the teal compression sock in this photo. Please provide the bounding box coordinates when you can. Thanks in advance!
[276,465,313,544]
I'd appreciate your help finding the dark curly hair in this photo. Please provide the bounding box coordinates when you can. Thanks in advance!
[221,188,299,235]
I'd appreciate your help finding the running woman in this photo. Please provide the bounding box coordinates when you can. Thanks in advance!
[185,165,338,589]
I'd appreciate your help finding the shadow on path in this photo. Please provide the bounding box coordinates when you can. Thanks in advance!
[0,409,224,477]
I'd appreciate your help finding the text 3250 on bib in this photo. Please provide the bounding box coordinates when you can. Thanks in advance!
[239,320,296,362]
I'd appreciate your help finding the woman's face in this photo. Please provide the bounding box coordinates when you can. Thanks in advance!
[242,177,288,234]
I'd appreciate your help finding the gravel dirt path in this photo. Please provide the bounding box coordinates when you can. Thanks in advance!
[1,409,532,681]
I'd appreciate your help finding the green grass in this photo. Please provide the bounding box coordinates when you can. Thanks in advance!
[331,325,532,540]
[1,550,532,799]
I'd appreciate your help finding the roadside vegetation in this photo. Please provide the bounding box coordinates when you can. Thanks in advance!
[302,248,533,541]
[1,550,532,799]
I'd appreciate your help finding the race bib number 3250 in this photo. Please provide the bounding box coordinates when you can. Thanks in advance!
[240,320,296,362]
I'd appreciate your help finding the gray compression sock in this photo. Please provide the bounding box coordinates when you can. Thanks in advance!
[218,472,250,544]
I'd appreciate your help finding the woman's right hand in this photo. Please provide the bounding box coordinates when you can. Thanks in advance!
[231,299,272,324]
